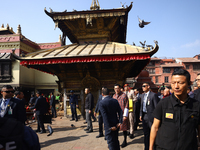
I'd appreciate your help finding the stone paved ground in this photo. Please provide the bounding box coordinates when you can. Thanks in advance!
[29,117,144,150]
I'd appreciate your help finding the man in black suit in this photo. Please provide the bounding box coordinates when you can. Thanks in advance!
[14,90,28,124]
[30,91,48,134]
[69,90,78,121]
[0,85,26,124]
[50,92,57,118]
[29,94,36,106]
[94,87,104,138]
[84,88,94,133]
[140,82,159,150]
[99,87,123,150]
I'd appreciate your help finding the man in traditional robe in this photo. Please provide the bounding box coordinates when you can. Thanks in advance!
[124,84,137,139]
[113,84,129,148]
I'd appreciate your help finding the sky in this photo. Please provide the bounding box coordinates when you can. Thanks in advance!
[1,0,200,58]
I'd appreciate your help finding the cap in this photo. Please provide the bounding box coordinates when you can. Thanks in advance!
[124,84,129,87]
[70,90,74,93]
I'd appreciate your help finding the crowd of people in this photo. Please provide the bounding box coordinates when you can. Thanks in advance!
[83,69,200,150]
[1,69,200,150]
[0,86,59,149]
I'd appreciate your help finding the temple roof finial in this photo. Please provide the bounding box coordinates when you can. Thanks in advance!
[90,0,100,10]
[59,34,62,42]
[17,24,22,34]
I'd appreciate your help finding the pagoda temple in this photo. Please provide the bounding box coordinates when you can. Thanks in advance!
[15,0,159,117]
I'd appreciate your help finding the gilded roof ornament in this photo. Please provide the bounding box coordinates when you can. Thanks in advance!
[90,0,100,10]
[17,24,21,34]
[59,35,62,42]
[1,24,4,28]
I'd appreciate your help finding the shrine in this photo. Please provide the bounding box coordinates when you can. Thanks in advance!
[15,0,159,117]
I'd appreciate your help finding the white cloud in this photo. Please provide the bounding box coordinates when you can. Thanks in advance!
[181,39,200,48]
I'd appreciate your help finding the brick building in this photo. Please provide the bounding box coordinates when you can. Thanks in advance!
[146,54,200,87]
[0,24,62,101]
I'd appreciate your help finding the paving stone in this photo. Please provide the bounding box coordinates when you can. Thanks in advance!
[29,117,144,150]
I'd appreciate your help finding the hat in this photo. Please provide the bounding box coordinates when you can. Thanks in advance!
[70,90,74,93]
[124,84,129,87]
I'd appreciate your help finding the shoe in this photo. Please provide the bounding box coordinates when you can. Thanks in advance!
[83,121,87,124]
[121,141,127,148]
[84,128,89,131]
[39,130,46,134]
[70,119,75,121]
[35,129,40,132]
[129,134,134,139]
[86,130,93,133]
[96,134,104,138]
[75,120,78,122]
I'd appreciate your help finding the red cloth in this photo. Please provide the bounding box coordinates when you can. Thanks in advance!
[163,94,170,99]
[113,91,129,131]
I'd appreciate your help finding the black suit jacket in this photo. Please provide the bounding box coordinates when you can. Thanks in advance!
[140,91,159,123]
[30,96,48,115]
[85,92,94,110]
[99,96,123,133]
[0,98,26,124]
[95,94,103,113]
[50,95,56,107]
[29,97,36,105]
[194,88,200,101]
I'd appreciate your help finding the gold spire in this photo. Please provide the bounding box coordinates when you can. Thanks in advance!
[17,24,21,34]
[90,0,100,10]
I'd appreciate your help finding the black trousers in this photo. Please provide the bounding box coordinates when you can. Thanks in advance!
[51,105,57,118]
[98,113,103,134]
[106,129,120,150]
[134,109,140,129]
[70,104,78,120]
[142,113,151,150]
[37,114,45,131]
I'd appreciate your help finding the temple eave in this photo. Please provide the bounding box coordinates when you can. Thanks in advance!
[20,54,151,67]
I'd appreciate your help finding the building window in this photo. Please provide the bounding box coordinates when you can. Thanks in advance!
[155,76,158,83]
[198,56,200,60]
[163,67,171,73]
[147,68,155,74]
[0,62,12,82]
[186,65,189,69]
[193,64,200,70]
[164,76,169,83]
[148,61,155,66]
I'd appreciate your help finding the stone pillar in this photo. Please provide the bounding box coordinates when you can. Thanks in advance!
[64,88,67,117]
[80,89,85,118]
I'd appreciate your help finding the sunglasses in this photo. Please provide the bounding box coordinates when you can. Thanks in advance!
[196,79,200,82]
[2,91,15,93]
[142,85,148,87]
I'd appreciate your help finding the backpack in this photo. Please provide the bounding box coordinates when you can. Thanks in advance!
[0,118,40,150]
[0,118,24,149]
